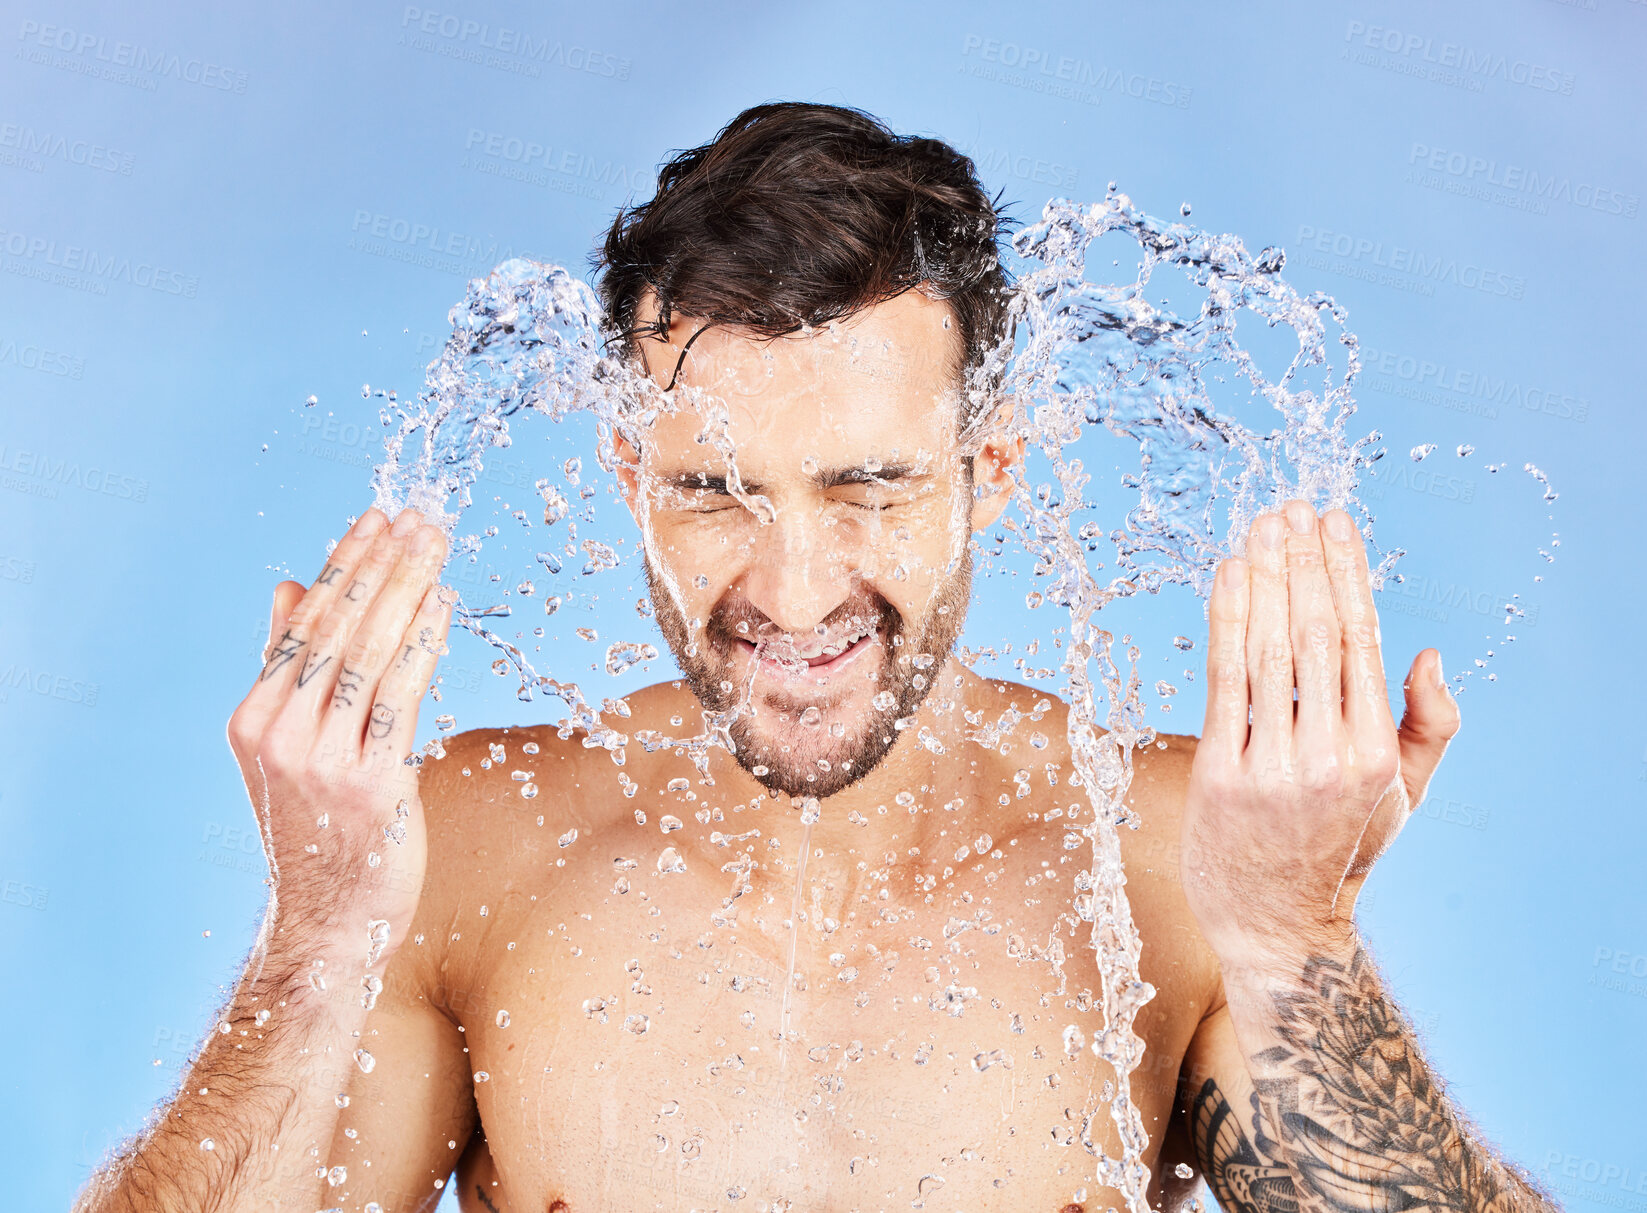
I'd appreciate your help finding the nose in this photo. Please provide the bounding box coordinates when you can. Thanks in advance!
[738,506,857,635]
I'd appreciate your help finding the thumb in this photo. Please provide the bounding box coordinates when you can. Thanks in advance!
[265,580,307,658]
[1397,648,1461,807]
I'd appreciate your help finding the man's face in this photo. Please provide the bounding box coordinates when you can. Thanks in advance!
[615,290,1013,799]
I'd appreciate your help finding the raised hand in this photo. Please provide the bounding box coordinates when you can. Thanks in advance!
[227,506,453,967]
[1181,500,1461,961]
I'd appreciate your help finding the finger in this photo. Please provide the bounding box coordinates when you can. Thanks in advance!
[273,518,415,733]
[1397,649,1460,809]
[1201,557,1252,763]
[1319,508,1388,734]
[265,581,306,661]
[1245,511,1293,757]
[363,581,456,768]
[252,509,389,691]
[317,521,448,759]
[232,511,392,763]
[1282,500,1341,747]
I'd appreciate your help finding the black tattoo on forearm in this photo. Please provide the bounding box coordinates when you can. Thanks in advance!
[1192,1081,1297,1213]
[296,652,333,688]
[1245,945,1558,1213]
[260,630,304,681]
[476,1184,501,1213]
[368,703,395,739]
[332,665,363,707]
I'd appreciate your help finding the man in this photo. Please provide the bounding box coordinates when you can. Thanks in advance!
[78,103,1557,1213]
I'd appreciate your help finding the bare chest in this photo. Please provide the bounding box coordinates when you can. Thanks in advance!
[449,846,1202,1211]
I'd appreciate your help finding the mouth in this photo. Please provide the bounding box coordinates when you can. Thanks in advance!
[735,625,879,681]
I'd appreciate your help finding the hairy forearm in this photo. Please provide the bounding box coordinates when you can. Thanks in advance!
[76,918,382,1213]
[1214,932,1559,1213]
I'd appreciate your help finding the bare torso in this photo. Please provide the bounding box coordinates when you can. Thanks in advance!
[398,674,1219,1212]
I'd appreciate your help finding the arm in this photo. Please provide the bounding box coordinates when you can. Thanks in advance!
[76,507,458,1212]
[1178,501,1558,1213]
[1182,971,1555,1213]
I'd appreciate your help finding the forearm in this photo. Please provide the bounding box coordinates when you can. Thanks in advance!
[77,918,383,1213]
[1215,929,1558,1213]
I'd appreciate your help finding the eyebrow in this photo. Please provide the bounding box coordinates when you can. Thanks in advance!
[657,462,928,496]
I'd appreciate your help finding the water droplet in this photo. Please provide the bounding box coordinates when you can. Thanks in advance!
[657,847,687,874]
[558,828,579,848]
[353,1048,376,1073]
[1175,1163,1195,1179]
[605,640,658,675]
[496,1009,511,1028]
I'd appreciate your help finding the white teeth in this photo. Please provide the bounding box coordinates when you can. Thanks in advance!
[753,624,874,663]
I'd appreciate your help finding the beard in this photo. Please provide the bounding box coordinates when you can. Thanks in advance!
[645,548,974,800]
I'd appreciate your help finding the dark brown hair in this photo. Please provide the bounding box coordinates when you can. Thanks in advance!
[594,102,1012,407]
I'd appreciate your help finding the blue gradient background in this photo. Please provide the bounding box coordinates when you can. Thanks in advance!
[2,2,1642,1209]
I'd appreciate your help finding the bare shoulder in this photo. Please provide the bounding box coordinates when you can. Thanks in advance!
[417,716,638,855]
[414,681,696,878]
[962,670,1198,815]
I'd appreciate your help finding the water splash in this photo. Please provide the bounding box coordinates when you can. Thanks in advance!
[352,188,1555,1212]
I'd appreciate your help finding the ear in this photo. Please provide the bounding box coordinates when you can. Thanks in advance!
[967,402,1023,533]
[608,429,644,525]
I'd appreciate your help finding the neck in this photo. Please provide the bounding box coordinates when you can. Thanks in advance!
[694,657,1003,863]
